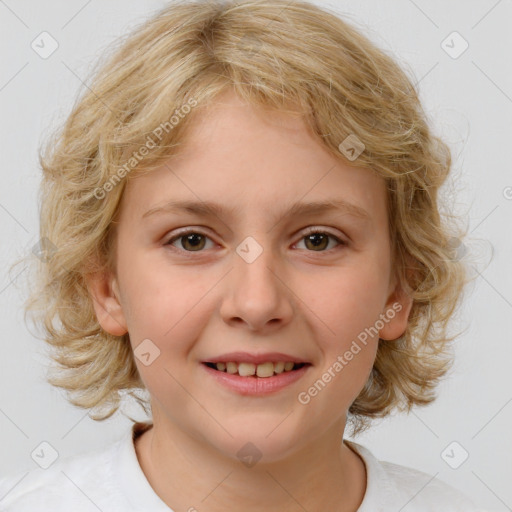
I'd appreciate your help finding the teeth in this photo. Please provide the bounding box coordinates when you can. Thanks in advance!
[238,362,256,377]
[256,362,274,378]
[226,362,238,374]
[274,361,285,374]
[213,361,302,377]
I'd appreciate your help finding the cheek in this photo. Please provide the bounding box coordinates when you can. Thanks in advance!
[119,259,218,360]
[118,248,194,323]
[300,262,388,342]
[295,269,383,411]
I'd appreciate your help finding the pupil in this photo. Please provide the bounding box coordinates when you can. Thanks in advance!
[307,233,327,250]
[184,233,204,250]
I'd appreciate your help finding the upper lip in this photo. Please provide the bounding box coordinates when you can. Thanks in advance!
[203,352,311,365]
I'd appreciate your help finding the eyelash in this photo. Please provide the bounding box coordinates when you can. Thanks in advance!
[164,227,348,256]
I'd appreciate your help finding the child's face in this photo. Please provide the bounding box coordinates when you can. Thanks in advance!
[90,90,411,461]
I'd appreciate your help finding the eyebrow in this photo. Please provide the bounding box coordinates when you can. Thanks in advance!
[142,198,371,224]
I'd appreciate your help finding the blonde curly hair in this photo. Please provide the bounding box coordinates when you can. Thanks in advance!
[11,0,473,436]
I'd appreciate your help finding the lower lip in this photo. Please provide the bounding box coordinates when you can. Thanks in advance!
[201,363,311,396]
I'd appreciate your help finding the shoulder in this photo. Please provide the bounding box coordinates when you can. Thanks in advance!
[0,437,125,511]
[346,440,489,512]
[379,459,481,510]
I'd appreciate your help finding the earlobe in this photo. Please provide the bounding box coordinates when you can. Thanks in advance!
[379,276,414,341]
[85,270,128,337]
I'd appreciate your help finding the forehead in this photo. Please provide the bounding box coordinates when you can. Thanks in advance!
[120,91,388,226]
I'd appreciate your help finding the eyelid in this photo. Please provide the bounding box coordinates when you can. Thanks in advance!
[299,226,348,243]
[165,226,214,239]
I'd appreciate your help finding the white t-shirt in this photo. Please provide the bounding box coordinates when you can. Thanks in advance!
[0,421,488,511]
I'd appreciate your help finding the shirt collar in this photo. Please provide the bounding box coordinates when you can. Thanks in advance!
[345,439,396,511]
[112,421,172,511]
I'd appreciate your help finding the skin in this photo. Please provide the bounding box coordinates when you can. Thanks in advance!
[87,89,413,512]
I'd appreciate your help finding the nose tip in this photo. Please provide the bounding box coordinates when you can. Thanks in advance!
[220,245,293,332]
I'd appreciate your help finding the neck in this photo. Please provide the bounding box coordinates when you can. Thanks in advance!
[134,418,367,512]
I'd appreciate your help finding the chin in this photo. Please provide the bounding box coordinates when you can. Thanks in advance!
[202,420,309,466]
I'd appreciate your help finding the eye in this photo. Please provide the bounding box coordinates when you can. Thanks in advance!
[165,230,215,252]
[294,228,347,252]
[164,227,348,255]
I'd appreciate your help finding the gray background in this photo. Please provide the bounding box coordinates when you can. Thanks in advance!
[0,1,511,510]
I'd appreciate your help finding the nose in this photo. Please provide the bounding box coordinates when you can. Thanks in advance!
[219,237,294,333]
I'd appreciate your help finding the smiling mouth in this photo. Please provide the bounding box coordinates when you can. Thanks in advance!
[203,361,310,378]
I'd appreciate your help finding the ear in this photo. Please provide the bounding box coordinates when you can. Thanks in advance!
[85,270,128,337]
[379,265,414,341]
